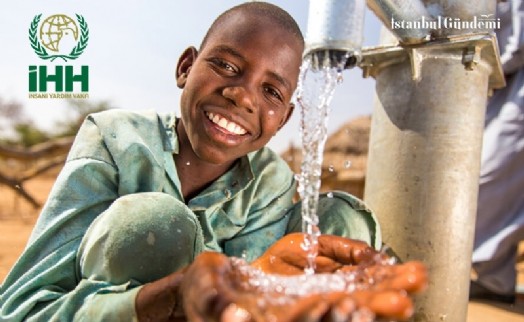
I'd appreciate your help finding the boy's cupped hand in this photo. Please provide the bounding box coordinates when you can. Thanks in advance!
[180,233,427,322]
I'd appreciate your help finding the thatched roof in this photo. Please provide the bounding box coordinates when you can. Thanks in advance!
[324,115,371,155]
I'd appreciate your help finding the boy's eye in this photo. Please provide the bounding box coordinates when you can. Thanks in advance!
[211,58,237,73]
[264,86,284,103]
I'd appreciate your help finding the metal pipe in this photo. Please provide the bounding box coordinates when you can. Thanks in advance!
[365,47,487,321]
[363,2,501,321]
[366,0,434,44]
[304,0,366,68]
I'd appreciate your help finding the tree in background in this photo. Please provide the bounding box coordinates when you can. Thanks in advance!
[0,98,24,128]
[0,98,112,146]
[0,97,113,210]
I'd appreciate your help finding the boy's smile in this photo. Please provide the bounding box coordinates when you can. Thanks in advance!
[176,11,303,165]
[205,111,247,136]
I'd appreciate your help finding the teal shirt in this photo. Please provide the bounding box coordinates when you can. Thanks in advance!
[0,109,297,321]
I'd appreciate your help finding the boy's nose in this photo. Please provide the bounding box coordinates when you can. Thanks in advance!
[222,86,256,114]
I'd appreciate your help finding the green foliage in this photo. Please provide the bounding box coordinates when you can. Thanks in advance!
[14,122,49,147]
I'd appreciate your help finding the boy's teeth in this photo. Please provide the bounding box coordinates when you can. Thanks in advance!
[206,112,247,135]
[218,118,228,129]
[226,122,236,133]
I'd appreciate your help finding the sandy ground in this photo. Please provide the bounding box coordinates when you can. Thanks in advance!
[0,176,54,280]
[0,177,523,321]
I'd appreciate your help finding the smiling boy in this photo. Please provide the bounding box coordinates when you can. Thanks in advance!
[173,4,301,200]
[0,3,397,321]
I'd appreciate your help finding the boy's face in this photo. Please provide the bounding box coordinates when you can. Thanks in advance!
[176,11,303,165]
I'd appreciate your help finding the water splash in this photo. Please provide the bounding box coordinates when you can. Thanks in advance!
[296,51,348,274]
[231,256,395,322]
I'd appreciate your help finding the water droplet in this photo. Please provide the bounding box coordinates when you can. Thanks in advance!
[15,185,20,190]
[344,160,352,168]
[186,161,190,166]
[327,192,333,198]
[300,241,309,251]
[328,165,334,172]
[304,267,315,276]
[268,110,275,116]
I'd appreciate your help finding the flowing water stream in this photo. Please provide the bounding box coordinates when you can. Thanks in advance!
[295,51,349,274]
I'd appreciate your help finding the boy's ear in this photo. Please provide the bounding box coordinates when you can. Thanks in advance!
[278,102,295,130]
[176,47,198,89]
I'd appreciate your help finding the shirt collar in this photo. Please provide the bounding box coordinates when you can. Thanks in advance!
[161,112,179,154]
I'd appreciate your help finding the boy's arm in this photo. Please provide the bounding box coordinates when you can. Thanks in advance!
[0,117,138,322]
[135,269,186,322]
[0,159,144,321]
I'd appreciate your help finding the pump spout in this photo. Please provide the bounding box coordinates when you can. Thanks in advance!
[304,0,366,69]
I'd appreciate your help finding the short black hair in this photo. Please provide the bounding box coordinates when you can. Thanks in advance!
[199,1,304,50]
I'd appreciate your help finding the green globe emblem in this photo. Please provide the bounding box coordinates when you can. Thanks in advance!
[39,14,79,53]
[29,13,89,62]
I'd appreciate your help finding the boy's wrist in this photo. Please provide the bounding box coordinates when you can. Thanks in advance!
[135,267,187,322]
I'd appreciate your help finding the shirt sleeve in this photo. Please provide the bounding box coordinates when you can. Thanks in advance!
[285,191,383,250]
[0,116,141,322]
[497,0,524,74]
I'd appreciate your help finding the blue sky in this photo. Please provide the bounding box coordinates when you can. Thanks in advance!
[0,1,382,153]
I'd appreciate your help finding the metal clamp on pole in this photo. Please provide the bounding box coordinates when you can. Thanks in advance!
[359,32,506,91]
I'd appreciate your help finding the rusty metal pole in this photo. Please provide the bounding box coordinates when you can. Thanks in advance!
[362,1,502,321]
